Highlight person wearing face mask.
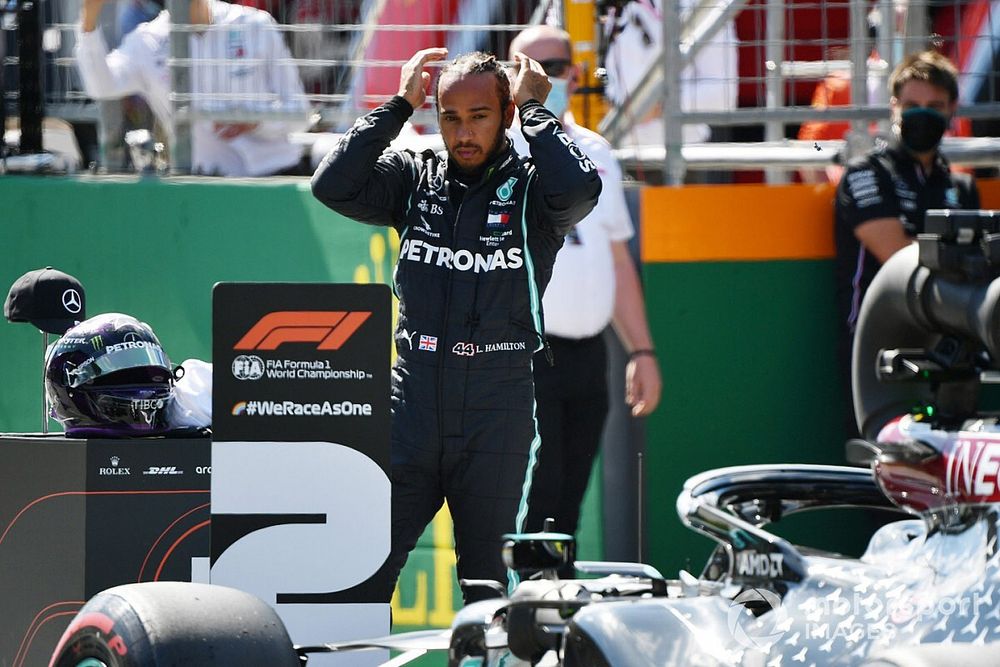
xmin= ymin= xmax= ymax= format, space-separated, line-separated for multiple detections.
xmin=835 ymin=50 xmax=979 ymax=438
xmin=507 ymin=25 xmax=662 ymax=550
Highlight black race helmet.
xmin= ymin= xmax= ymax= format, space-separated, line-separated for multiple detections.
xmin=45 ymin=313 xmax=175 ymax=437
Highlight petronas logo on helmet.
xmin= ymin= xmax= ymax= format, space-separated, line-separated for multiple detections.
xmin=496 ymin=177 xmax=517 ymax=201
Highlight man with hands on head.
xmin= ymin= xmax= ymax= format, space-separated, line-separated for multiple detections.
xmin=75 ymin=0 xmax=309 ymax=176
xmin=507 ymin=25 xmax=662 ymax=544
xmin=312 ymin=48 xmax=601 ymax=603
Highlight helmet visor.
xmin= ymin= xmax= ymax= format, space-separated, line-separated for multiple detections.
xmin=66 ymin=344 xmax=172 ymax=388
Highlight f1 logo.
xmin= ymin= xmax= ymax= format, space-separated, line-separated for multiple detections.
xmin=235 ymin=311 xmax=371 ymax=350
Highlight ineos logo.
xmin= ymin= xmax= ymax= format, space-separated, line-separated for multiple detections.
xmin=62 ymin=289 xmax=82 ymax=314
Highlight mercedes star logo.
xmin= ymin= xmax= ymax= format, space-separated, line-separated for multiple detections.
xmin=123 ymin=332 xmax=141 ymax=343
xmin=62 ymin=289 xmax=82 ymax=314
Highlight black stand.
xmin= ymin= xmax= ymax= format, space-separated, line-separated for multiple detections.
xmin=40 ymin=330 xmax=47 ymax=433
xmin=16 ymin=0 xmax=43 ymax=154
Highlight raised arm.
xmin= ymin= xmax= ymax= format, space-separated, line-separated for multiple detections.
xmin=311 ymin=48 xmax=448 ymax=227
xmin=75 ymin=0 xmax=147 ymax=101
xmin=510 ymin=53 xmax=602 ymax=234
xmin=80 ymin=0 xmax=105 ymax=33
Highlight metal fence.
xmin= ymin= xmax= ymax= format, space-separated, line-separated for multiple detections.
xmin=2 ymin=0 xmax=999 ymax=178
xmin=600 ymin=0 xmax=1000 ymax=181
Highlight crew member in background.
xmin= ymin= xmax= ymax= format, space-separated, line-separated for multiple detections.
xmin=508 ymin=25 xmax=662 ymax=546
xmin=75 ymin=0 xmax=309 ymax=176
xmin=836 ymin=50 xmax=979 ymax=436
xmin=311 ymin=48 xmax=601 ymax=602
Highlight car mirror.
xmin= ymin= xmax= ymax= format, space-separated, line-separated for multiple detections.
xmin=501 ymin=518 xmax=575 ymax=576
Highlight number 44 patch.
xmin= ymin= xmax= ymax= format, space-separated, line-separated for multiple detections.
xmin=452 ymin=342 xmax=476 ymax=357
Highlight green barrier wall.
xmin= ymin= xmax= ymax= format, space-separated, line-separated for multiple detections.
xmin=641 ymin=259 xmax=871 ymax=575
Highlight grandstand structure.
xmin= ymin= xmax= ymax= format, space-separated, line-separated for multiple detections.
xmin=1 ymin=0 xmax=999 ymax=179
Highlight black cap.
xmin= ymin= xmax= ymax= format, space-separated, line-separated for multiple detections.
xmin=4 ymin=267 xmax=86 ymax=335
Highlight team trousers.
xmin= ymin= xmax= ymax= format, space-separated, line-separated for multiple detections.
xmin=526 ymin=334 xmax=609 ymax=536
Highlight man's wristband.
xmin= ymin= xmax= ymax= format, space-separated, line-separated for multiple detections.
xmin=628 ymin=349 xmax=656 ymax=361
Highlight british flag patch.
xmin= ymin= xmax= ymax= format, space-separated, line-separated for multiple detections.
xmin=418 ymin=335 xmax=438 ymax=351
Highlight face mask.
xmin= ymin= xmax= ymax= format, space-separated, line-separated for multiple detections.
xmin=543 ymin=78 xmax=570 ymax=118
xmin=899 ymin=107 xmax=948 ymax=154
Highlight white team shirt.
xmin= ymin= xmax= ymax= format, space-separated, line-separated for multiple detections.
xmin=511 ymin=118 xmax=634 ymax=339
xmin=75 ymin=0 xmax=308 ymax=176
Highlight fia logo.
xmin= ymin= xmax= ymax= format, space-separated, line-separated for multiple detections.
xmin=232 ymin=355 xmax=265 ymax=380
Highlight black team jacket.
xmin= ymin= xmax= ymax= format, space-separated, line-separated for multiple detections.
xmin=311 ymin=95 xmax=601 ymax=472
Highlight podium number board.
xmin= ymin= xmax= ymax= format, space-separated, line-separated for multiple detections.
xmin=211 ymin=283 xmax=391 ymax=659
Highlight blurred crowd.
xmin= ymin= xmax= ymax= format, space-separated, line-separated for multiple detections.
xmin=0 ymin=0 xmax=998 ymax=181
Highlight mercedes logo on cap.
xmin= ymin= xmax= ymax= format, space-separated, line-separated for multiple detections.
xmin=5 ymin=268 xmax=86 ymax=334
xmin=62 ymin=289 xmax=83 ymax=314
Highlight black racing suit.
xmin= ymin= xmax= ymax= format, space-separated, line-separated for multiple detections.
xmin=311 ymin=96 xmax=602 ymax=602
xmin=835 ymin=138 xmax=979 ymax=435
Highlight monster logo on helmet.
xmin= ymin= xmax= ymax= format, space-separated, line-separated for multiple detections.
xmin=45 ymin=313 xmax=176 ymax=437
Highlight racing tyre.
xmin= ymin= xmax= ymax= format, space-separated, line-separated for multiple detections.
xmin=49 ymin=582 xmax=301 ymax=667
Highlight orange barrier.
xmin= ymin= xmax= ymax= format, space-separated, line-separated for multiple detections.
xmin=641 ymin=178 xmax=1000 ymax=264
